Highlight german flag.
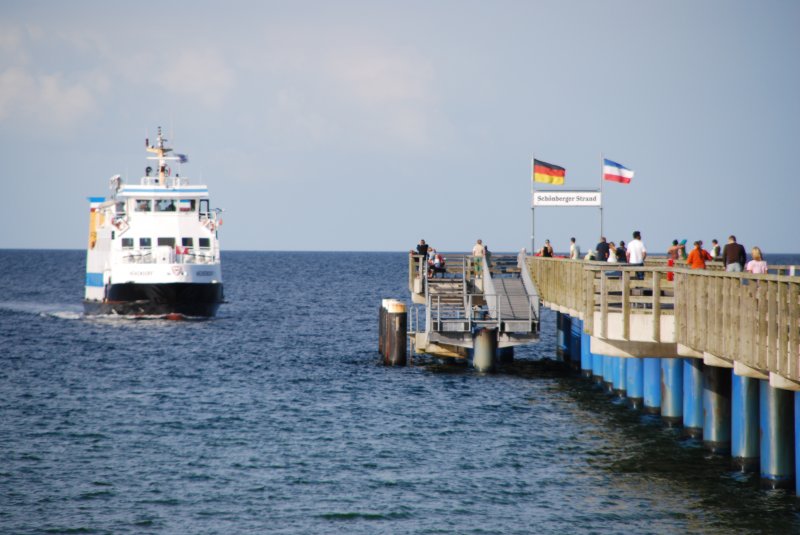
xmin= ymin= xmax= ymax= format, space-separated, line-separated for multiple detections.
xmin=533 ymin=159 xmax=565 ymax=185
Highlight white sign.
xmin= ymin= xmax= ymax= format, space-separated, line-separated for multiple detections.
xmin=532 ymin=191 xmax=602 ymax=207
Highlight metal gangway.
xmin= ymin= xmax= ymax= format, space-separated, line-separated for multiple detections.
xmin=407 ymin=252 xmax=540 ymax=360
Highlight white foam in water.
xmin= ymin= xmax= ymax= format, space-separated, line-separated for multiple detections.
xmin=0 ymin=301 xmax=82 ymax=319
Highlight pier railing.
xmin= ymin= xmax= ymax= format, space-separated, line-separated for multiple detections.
xmin=528 ymin=257 xmax=800 ymax=382
xmin=676 ymin=270 xmax=800 ymax=380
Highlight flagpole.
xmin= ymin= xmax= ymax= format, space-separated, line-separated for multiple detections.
xmin=530 ymin=156 xmax=535 ymax=254
xmin=599 ymin=152 xmax=604 ymax=239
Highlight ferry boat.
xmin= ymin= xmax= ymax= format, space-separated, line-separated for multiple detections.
xmin=83 ymin=127 xmax=224 ymax=317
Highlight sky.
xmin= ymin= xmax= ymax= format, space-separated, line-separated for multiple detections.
xmin=1 ymin=0 xmax=799 ymax=253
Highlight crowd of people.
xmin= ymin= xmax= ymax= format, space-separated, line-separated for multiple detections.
xmin=411 ymin=238 xmax=495 ymax=278
xmin=411 ymin=233 xmax=771 ymax=280
xmin=536 ymin=233 xmax=769 ymax=274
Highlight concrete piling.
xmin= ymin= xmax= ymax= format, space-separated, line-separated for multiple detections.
xmin=626 ymin=358 xmax=644 ymax=409
xmin=660 ymin=359 xmax=683 ymax=426
xmin=603 ymin=355 xmax=615 ymax=393
xmin=569 ymin=317 xmax=582 ymax=372
xmin=473 ymin=327 xmax=497 ymax=372
xmin=732 ymin=374 xmax=760 ymax=471
xmin=795 ymin=392 xmax=800 ymax=496
xmin=580 ymin=331 xmax=593 ymax=378
xmin=614 ymin=357 xmax=627 ymax=397
xmin=760 ymin=381 xmax=795 ymax=489
xmin=497 ymin=346 xmax=514 ymax=364
xmin=592 ymin=352 xmax=604 ymax=385
xmin=703 ymin=366 xmax=731 ymax=454
xmin=682 ymin=359 xmax=704 ymax=439
xmin=643 ymin=358 xmax=662 ymax=414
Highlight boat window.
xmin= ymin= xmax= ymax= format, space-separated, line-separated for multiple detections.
xmin=199 ymin=199 xmax=210 ymax=216
xmin=135 ymin=199 xmax=152 ymax=212
xmin=182 ymin=237 xmax=194 ymax=247
xmin=115 ymin=201 xmax=126 ymax=215
xmin=122 ymin=238 xmax=134 ymax=249
xmin=155 ymin=199 xmax=176 ymax=212
xmin=140 ymin=237 xmax=152 ymax=248
xmin=158 ymin=237 xmax=176 ymax=247
xmin=199 ymin=238 xmax=210 ymax=249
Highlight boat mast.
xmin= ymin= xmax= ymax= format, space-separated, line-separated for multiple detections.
xmin=146 ymin=127 xmax=172 ymax=185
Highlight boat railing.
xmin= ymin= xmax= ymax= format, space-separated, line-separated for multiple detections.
xmin=115 ymin=249 xmax=219 ymax=265
xmin=139 ymin=176 xmax=191 ymax=187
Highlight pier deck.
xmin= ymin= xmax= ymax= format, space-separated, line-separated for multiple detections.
xmin=408 ymin=253 xmax=540 ymax=360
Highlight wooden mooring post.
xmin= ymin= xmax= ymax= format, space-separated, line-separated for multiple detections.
xmin=379 ymin=299 xmax=407 ymax=366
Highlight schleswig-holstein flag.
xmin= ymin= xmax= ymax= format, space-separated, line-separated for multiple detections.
xmin=603 ymin=158 xmax=634 ymax=184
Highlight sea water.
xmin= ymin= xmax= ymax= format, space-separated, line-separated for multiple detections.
xmin=1 ymin=250 xmax=799 ymax=534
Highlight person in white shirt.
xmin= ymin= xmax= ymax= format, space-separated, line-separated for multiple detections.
xmin=569 ymin=237 xmax=580 ymax=260
xmin=607 ymin=242 xmax=618 ymax=263
xmin=472 ymin=239 xmax=485 ymax=275
xmin=626 ymin=230 xmax=647 ymax=279
xmin=472 ymin=239 xmax=485 ymax=257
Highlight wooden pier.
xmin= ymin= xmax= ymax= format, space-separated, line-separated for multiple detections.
xmin=527 ymin=257 xmax=800 ymax=387
xmin=527 ymin=255 xmax=800 ymax=491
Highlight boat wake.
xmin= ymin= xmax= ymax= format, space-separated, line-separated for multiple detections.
xmin=0 ymin=301 xmax=83 ymax=319
xmin=0 ymin=302 xmax=212 ymax=322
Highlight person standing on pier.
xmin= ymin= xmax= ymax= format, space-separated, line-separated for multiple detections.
xmin=686 ymin=241 xmax=713 ymax=269
xmin=722 ymin=235 xmax=746 ymax=272
xmin=710 ymin=239 xmax=721 ymax=260
xmin=472 ymin=239 xmax=485 ymax=275
xmin=626 ymin=231 xmax=647 ymax=279
xmin=607 ymin=242 xmax=618 ymax=263
xmin=596 ymin=237 xmax=610 ymax=261
xmin=414 ymin=239 xmax=430 ymax=276
xmin=540 ymin=239 xmax=554 ymax=257
xmin=667 ymin=240 xmax=684 ymax=261
xmin=616 ymin=240 xmax=627 ymax=262
xmin=416 ymin=239 xmax=429 ymax=258
xmin=569 ymin=237 xmax=580 ymax=260
xmin=745 ymin=246 xmax=768 ymax=274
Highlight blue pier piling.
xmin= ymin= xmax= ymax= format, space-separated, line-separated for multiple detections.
xmin=556 ymin=312 xmax=569 ymax=361
xmin=796 ymin=392 xmax=800 ymax=496
xmin=592 ymin=352 xmax=604 ymax=385
xmin=497 ymin=346 xmax=514 ymax=364
xmin=626 ymin=358 xmax=644 ymax=409
xmin=703 ymin=366 xmax=731 ymax=454
xmin=732 ymin=374 xmax=760 ymax=471
xmin=569 ymin=318 xmax=582 ymax=372
xmin=614 ymin=357 xmax=627 ymax=397
xmin=604 ymin=355 xmax=615 ymax=393
xmin=643 ymin=358 xmax=662 ymax=414
xmin=683 ymin=359 xmax=704 ymax=439
xmin=580 ymin=331 xmax=592 ymax=378
xmin=760 ymin=381 xmax=795 ymax=489
xmin=661 ymin=359 xmax=683 ymax=426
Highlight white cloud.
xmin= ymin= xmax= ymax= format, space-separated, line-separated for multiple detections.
xmin=0 ymin=66 xmax=105 ymax=125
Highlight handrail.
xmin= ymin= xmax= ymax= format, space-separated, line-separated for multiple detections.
xmin=527 ymin=256 xmax=800 ymax=382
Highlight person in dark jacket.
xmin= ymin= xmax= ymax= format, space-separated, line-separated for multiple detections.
xmin=722 ymin=235 xmax=746 ymax=272
xmin=595 ymin=237 xmax=610 ymax=261
xmin=616 ymin=240 xmax=627 ymax=262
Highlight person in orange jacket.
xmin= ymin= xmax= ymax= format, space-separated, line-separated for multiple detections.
xmin=686 ymin=240 xmax=713 ymax=269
